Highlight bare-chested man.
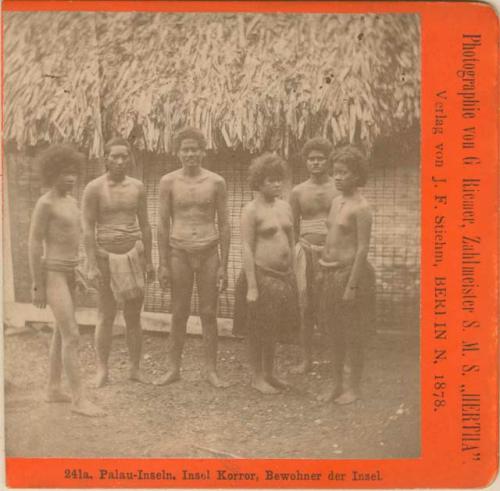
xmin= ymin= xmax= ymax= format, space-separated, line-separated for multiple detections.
xmin=29 ymin=144 xmax=104 ymax=416
xmin=318 ymin=145 xmax=376 ymax=405
xmin=156 ymin=127 xmax=230 ymax=388
xmin=82 ymin=137 xmax=154 ymax=387
xmin=289 ymin=138 xmax=338 ymax=373
xmin=233 ymin=153 xmax=299 ymax=394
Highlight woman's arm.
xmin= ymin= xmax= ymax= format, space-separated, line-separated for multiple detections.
xmin=344 ymin=204 xmax=372 ymax=301
xmin=241 ymin=204 xmax=258 ymax=302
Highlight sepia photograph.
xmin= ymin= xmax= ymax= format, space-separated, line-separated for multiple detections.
xmin=3 ymin=10 xmax=421 ymax=461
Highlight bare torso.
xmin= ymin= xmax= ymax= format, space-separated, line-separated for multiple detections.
xmin=43 ymin=192 xmax=80 ymax=261
xmin=91 ymin=175 xmax=143 ymax=254
xmin=323 ymin=194 xmax=370 ymax=265
xmin=292 ymin=178 xmax=338 ymax=245
xmin=164 ymin=169 xmax=221 ymax=245
xmin=251 ymin=199 xmax=294 ymax=272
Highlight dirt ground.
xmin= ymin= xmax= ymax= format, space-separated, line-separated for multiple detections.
xmin=4 ymin=325 xmax=420 ymax=459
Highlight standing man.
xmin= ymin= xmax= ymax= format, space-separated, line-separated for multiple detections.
xmin=82 ymin=137 xmax=154 ymax=387
xmin=289 ymin=137 xmax=338 ymax=373
xmin=156 ymin=127 xmax=230 ymax=388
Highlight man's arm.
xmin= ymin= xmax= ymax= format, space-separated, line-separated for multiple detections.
xmin=28 ymin=198 xmax=50 ymax=308
xmin=157 ymin=176 xmax=171 ymax=289
xmin=289 ymin=187 xmax=301 ymax=243
xmin=216 ymin=177 xmax=230 ymax=292
xmin=240 ymin=205 xmax=258 ymax=302
xmin=284 ymin=202 xmax=296 ymax=270
xmin=137 ymin=182 xmax=154 ymax=280
xmin=81 ymin=182 xmax=101 ymax=282
xmin=344 ymin=205 xmax=372 ymax=301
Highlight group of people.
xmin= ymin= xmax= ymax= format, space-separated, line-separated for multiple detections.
xmin=28 ymin=127 xmax=375 ymax=417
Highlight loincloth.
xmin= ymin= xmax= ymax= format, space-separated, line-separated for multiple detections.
xmin=233 ymin=265 xmax=300 ymax=343
xmin=97 ymin=241 xmax=145 ymax=302
xmin=169 ymin=233 xmax=219 ymax=254
xmin=318 ymin=260 xmax=376 ymax=337
xmin=170 ymin=241 xmax=219 ymax=273
xmin=43 ymin=257 xmax=80 ymax=289
xmin=96 ymin=222 xmax=142 ymax=254
xmin=295 ymin=238 xmax=324 ymax=325
xmin=299 ymin=218 xmax=327 ymax=236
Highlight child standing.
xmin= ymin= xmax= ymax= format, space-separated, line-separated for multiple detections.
xmin=29 ymin=144 xmax=104 ymax=416
xmin=318 ymin=146 xmax=376 ymax=405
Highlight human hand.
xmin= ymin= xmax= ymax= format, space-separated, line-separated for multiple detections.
xmin=158 ymin=265 xmax=170 ymax=290
xmin=217 ymin=267 xmax=228 ymax=293
xmin=145 ymin=262 xmax=155 ymax=283
xmin=32 ymin=284 xmax=46 ymax=309
xmin=87 ymin=264 xmax=102 ymax=289
xmin=343 ymin=287 xmax=356 ymax=302
xmin=246 ymin=286 xmax=258 ymax=303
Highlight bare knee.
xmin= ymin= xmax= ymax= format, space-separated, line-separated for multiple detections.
xmin=200 ymin=312 xmax=216 ymax=325
xmin=200 ymin=314 xmax=217 ymax=340
xmin=61 ymin=329 xmax=80 ymax=350
xmin=123 ymin=299 xmax=143 ymax=325
xmin=172 ymin=303 xmax=190 ymax=325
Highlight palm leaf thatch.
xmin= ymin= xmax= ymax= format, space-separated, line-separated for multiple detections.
xmin=4 ymin=12 xmax=420 ymax=157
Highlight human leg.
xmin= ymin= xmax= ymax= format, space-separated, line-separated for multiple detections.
xmin=334 ymin=303 xmax=364 ymax=405
xmin=45 ymin=271 xmax=104 ymax=416
xmin=318 ymin=269 xmax=344 ymax=402
xmin=197 ymin=249 xmax=229 ymax=388
xmin=94 ymin=264 xmax=117 ymax=387
xmin=155 ymin=250 xmax=193 ymax=385
xmin=123 ymin=295 xmax=146 ymax=382
xmin=250 ymin=329 xmax=278 ymax=395
xmin=45 ymin=326 xmax=71 ymax=402
xmin=291 ymin=244 xmax=312 ymax=374
xmin=263 ymin=332 xmax=289 ymax=391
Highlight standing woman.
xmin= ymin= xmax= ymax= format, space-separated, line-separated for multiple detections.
xmin=318 ymin=145 xmax=376 ymax=405
xmin=233 ymin=153 xmax=299 ymax=394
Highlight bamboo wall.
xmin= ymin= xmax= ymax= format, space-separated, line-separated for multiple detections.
xmin=5 ymin=148 xmax=419 ymax=332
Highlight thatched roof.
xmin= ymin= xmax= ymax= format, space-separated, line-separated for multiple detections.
xmin=4 ymin=12 xmax=420 ymax=157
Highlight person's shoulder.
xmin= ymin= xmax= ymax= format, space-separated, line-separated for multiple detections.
xmin=291 ymin=181 xmax=306 ymax=196
xmin=205 ymin=169 xmax=226 ymax=185
xmin=354 ymin=195 xmax=372 ymax=215
xmin=126 ymin=176 xmax=144 ymax=188
xmin=84 ymin=174 xmax=106 ymax=192
xmin=277 ymin=198 xmax=292 ymax=209
xmin=242 ymin=200 xmax=257 ymax=216
xmin=35 ymin=191 xmax=53 ymax=208
xmin=160 ymin=170 xmax=180 ymax=186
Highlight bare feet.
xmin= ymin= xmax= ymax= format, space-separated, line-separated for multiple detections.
xmin=129 ymin=369 xmax=149 ymax=384
xmin=267 ymin=375 xmax=291 ymax=390
xmin=45 ymin=389 xmax=71 ymax=403
xmin=71 ymin=398 xmax=106 ymax=417
xmin=206 ymin=372 xmax=230 ymax=388
xmin=290 ymin=360 xmax=312 ymax=375
xmin=251 ymin=377 xmax=280 ymax=395
xmin=334 ymin=389 xmax=359 ymax=405
xmin=153 ymin=370 xmax=180 ymax=386
xmin=317 ymin=385 xmax=342 ymax=403
xmin=95 ymin=369 xmax=109 ymax=388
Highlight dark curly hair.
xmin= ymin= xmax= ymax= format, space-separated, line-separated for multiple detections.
xmin=37 ymin=144 xmax=84 ymax=186
xmin=301 ymin=137 xmax=333 ymax=161
xmin=173 ymin=127 xmax=207 ymax=154
xmin=104 ymin=137 xmax=131 ymax=157
xmin=248 ymin=153 xmax=286 ymax=191
xmin=330 ymin=145 xmax=368 ymax=187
